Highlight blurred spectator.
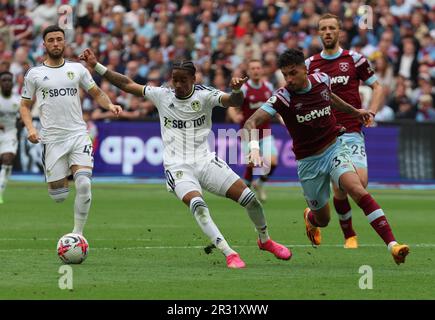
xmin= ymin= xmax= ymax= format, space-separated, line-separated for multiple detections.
xmin=30 ymin=0 xmax=58 ymax=32
xmin=0 ymin=5 xmax=13 ymax=51
xmin=411 ymin=73 xmax=435 ymax=105
xmin=395 ymin=97 xmax=417 ymax=120
xmin=416 ymin=94 xmax=435 ymax=122
xmin=374 ymin=55 xmax=395 ymax=96
xmin=125 ymin=60 xmax=147 ymax=85
xmin=235 ymin=34 xmax=262 ymax=61
xmin=10 ymin=4 xmax=33 ymax=49
xmin=395 ymin=37 xmax=419 ymax=85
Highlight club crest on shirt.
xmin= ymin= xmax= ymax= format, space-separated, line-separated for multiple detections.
xmin=191 ymin=100 xmax=201 ymax=112
xmin=175 ymin=171 xmax=183 ymax=179
xmin=339 ymin=62 xmax=349 ymax=72
xmin=67 ymin=71 xmax=75 ymax=80
xmin=320 ymin=89 xmax=330 ymax=101
xmin=267 ymin=96 xmax=277 ymax=104
xmin=295 ymin=103 xmax=303 ymax=110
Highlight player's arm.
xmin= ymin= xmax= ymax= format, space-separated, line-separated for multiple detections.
xmin=87 ymin=85 xmax=122 ymax=116
xmin=80 ymin=48 xmax=144 ymax=97
xmin=243 ymin=108 xmax=273 ymax=167
xmin=227 ymin=107 xmax=243 ymax=123
xmin=367 ymin=80 xmax=383 ymax=121
xmin=331 ymin=93 xmax=371 ymax=125
xmin=19 ymin=98 xmax=39 ymax=144
xmin=220 ymin=76 xmax=249 ymax=108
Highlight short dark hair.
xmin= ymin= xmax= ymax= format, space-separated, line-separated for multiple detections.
xmin=172 ymin=60 xmax=196 ymax=76
xmin=318 ymin=13 xmax=342 ymax=29
xmin=0 ymin=71 xmax=13 ymax=79
xmin=277 ymin=49 xmax=305 ymax=68
xmin=42 ymin=25 xmax=65 ymax=41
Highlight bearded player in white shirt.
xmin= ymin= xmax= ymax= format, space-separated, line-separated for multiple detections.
xmin=20 ymin=25 xmax=122 ymax=236
xmin=80 ymin=48 xmax=291 ymax=268
xmin=0 ymin=71 xmax=21 ymax=204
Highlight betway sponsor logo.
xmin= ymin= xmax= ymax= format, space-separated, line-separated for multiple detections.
xmin=296 ymin=106 xmax=331 ymax=123
xmin=330 ymin=75 xmax=350 ymax=85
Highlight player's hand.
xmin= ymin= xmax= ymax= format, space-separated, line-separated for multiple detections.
xmin=365 ymin=111 xmax=376 ymax=127
xmin=230 ymin=77 xmax=249 ymax=91
xmin=108 ymin=104 xmax=123 ymax=117
xmin=247 ymin=148 xmax=263 ymax=167
xmin=79 ymin=48 xmax=98 ymax=68
xmin=355 ymin=109 xmax=371 ymax=127
xmin=27 ymin=127 xmax=40 ymax=144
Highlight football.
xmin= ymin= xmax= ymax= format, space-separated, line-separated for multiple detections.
xmin=57 ymin=233 xmax=89 ymax=264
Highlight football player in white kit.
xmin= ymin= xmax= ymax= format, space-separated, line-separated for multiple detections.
xmin=19 ymin=26 xmax=122 ymax=235
xmin=0 ymin=71 xmax=20 ymax=204
xmin=80 ymin=48 xmax=291 ymax=268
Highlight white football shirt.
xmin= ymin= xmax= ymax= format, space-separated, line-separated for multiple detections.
xmin=144 ymin=84 xmax=225 ymax=167
xmin=21 ymin=60 xmax=96 ymax=143
xmin=0 ymin=93 xmax=20 ymax=134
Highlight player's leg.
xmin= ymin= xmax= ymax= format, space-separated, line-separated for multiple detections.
xmin=203 ymin=156 xmax=291 ymax=260
xmin=168 ymin=166 xmax=243 ymax=268
xmin=331 ymin=142 xmax=409 ymax=264
xmin=44 ymin=142 xmax=70 ymax=203
xmin=300 ymin=175 xmax=331 ymax=247
xmin=47 ymin=177 xmax=69 ymax=202
xmin=70 ymin=165 xmax=92 ymax=235
xmin=69 ymin=135 xmax=94 ymax=235
xmin=252 ymin=135 xmax=278 ymax=203
xmin=0 ymin=152 xmax=15 ymax=203
xmin=297 ymin=146 xmax=335 ymax=246
xmin=338 ymin=171 xmax=409 ymax=264
xmin=226 ymin=179 xmax=291 ymax=260
xmin=332 ymin=133 xmax=367 ymax=248
xmin=0 ymin=134 xmax=18 ymax=203
xmin=241 ymin=139 xmax=253 ymax=187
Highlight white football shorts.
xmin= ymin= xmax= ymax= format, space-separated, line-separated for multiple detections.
xmin=42 ymin=134 xmax=94 ymax=182
xmin=0 ymin=130 xmax=18 ymax=154
xmin=165 ymin=154 xmax=240 ymax=200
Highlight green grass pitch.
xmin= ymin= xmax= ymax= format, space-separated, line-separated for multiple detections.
xmin=0 ymin=182 xmax=434 ymax=300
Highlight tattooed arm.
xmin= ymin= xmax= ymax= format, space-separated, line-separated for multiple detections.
xmin=80 ymin=48 xmax=145 ymax=97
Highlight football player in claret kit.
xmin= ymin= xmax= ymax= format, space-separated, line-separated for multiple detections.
xmin=19 ymin=25 xmax=122 ymax=236
xmin=227 ymin=59 xmax=277 ymax=202
xmin=80 ymin=48 xmax=291 ymax=269
xmin=0 ymin=71 xmax=21 ymax=204
xmin=244 ymin=49 xmax=409 ymax=265
xmin=306 ymin=13 xmax=384 ymax=249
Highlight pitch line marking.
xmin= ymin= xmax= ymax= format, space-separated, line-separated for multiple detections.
xmin=0 ymin=243 xmax=434 ymax=252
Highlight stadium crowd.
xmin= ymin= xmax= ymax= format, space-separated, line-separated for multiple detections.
xmin=0 ymin=0 xmax=434 ymax=122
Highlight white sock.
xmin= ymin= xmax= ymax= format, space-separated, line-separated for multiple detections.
xmin=238 ymin=188 xmax=270 ymax=243
xmin=72 ymin=169 xmax=92 ymax=235
xmin=190 ymin=197 xmax=236 ymax=256
xmin=0 ymin=165 xmax=12 ymax=197
xmin=388 ymin=241 xmax=398 ymax=252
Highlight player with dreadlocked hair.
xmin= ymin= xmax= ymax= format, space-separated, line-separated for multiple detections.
xmin=80 ymin=49 xmax=292 ymax=268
